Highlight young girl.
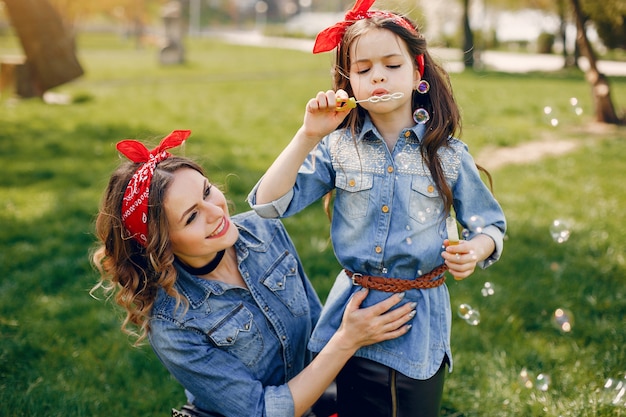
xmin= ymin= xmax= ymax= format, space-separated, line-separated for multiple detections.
xmin=248 ymin=1 xmax=506 ymax=416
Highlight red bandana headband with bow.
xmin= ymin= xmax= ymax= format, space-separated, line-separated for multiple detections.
xmin=116 ymin=129 xmax=191 ymax=246
xmin=312 ymin=0 xmax=425 ymax=77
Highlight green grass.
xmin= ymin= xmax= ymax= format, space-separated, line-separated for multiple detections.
xmin=1 ymin=33 xmax=625 ymax=416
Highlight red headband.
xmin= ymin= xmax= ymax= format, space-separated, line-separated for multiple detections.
xmin=313 ymin=0 xmax=424 ymax=76
xmin=117 ymin=129 xmax=191 ymax=246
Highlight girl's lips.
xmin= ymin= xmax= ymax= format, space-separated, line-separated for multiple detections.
xmin=372 ymin=88 xmax=389 ymax=96
xmin=208 ymin=217 xmax=229 ymax=239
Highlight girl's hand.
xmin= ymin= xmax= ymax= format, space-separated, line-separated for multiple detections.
xmin=336 ymin=289 xmax=415 ymax=350
xmin=441 ymin=239 xmax=477 ymax=280
xmin=300 ymin=89 xmax=351 ymax=141
xmin=441 ymin=234 xmax=495 ymax=280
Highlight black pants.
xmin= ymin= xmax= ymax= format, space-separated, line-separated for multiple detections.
xmin=336 ymin=356 xmax=447 ymax=417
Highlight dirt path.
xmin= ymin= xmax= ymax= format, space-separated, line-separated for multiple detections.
xmin=475 ymin=139 xmax=580 ymax=170
xmin=474 ymin=123 xmax=623 ymax=171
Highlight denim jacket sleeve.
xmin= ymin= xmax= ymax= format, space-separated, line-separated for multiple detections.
xmin=149 ymin=317 xmax=294 ymax=417
xmin=449 ymin=139 xmax=506 ymax=267
xmin=247 ymin=139 xmax=336 ymax=218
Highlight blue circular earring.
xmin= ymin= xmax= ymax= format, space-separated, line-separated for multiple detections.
xmin=416 ymin=80 xmax=430 ymax=94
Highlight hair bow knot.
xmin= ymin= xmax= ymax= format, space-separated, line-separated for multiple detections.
xmin=117 ymin=129 xmax=191 ymax=246
xmin=312 ymin=0 xmax=416 ymax=54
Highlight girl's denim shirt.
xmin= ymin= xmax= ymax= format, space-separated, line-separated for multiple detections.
xmin=249 ymin=118 xmax=506 ymax=380
xmin=149 ymin=211 xmax=323 ymax=417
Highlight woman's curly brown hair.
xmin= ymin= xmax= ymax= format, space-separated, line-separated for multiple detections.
xmin=90 ymin=156 xmax=204 ymax=345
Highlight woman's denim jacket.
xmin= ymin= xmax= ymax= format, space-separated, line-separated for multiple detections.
xmin=149 ymin=211 xmax=323 ymax=417
xmin=249 ymin=118 xmax=507 ymax=380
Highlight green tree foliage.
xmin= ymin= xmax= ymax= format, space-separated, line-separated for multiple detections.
xmin=581 ymin=0 xmax=626 ymax=49
xmin=486 ymin=0 xmax=625 ymax=51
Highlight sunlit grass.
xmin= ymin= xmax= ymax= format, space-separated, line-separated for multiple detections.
xmin=0 ymin=33 xmax=625 ymax=416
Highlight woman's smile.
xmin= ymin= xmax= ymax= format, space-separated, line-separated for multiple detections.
xmin=208 ymin=217 xmax=229 ymax=239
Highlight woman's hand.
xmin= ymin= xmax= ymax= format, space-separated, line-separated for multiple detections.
xmin=288 ymin=285 xmax=414 ymax=415
xmin=441 ymin=234 xmax=495 ymax=280
xmin=335 ymin=289 xmax=415 ymax=351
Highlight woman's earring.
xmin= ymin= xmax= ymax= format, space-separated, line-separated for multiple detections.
xmin=413 ymin=108 xmax=430 ymax=124
xmin=416 ymin=80 xmax=430 ymax=94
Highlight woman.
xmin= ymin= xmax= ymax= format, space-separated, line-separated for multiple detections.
xmin=90 ymin=130 xmax=416 ymax=417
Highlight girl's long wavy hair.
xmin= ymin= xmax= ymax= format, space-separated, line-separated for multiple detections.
xmin=90 ymin=157 xmax=204 ymax=345
xmin=329 ymin=15 xmax=483 ymax=216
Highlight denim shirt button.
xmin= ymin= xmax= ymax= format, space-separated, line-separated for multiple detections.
xmin=382 ymin=205 xmax=389 ymax=213
xmin=387 ymin=165 xmax=394 ymax=173
xmin=375 ymin=246 xmax=382 ymax=254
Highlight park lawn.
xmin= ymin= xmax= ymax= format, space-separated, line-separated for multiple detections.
xmin=0 ymin=34 xmax=625 ymax=416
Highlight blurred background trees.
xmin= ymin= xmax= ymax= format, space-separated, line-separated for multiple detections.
xmin=0 ymin=0 xmax=623 ymax=122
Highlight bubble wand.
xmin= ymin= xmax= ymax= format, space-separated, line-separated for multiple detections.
xmin=445 ymin=217 xmax=460 ymax=246
xmin=336 ymin=92 xmax=404 ymax=111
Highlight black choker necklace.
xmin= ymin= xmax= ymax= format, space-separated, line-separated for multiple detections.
xmin=176 ymin=249 xmax=226 ymax=276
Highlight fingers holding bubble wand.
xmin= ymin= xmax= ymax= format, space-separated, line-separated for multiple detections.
xmin=301 ymin=89 xmax=353 ymax=141
xmin=443 ymin=216 xmax=491 ymax=281
xmin=302 ymin=91 xmax=406 ymax=140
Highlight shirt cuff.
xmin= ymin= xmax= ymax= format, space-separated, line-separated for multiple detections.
xmin=247 ymin=183 xmax=293 ymax=218
xmin=476 ymin=225 xmax=504 ymax=269
xmin=264 ymin=384 xmax=295 ymax=417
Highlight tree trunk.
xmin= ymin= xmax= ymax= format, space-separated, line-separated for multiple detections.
xmin=558 ymin=0 xmax=576 ymax=68
xmin=570 ymin=0 xmax=623 ymax=125
xmin=3 ymin=0 xmax=84 ymax=97
xmin=462 ymin=0 xmax=474 ymax=70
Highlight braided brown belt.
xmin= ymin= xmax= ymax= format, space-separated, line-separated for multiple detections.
xmin=345 ymin=264 xmax=448 ymax=292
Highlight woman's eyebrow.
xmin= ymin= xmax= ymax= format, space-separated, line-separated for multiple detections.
xmin=178 ymin=179 xmax=208 ymax=223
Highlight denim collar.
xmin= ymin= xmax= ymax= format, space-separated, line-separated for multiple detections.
xmin=356 ymin=114 xmax=427 ymax=144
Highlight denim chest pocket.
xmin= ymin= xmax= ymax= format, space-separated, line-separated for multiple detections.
xmin=206 ymin=304 xmax=263 ymax=367
xmin=409 ymin=177 xmax=443 ymax=224
xmin=263 ymin=252 xmax=309 ymax=317
xmin=335 ymin=171 xmax=373 ymax=219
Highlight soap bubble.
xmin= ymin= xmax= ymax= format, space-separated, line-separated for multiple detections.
xmin=457 ymin=303 xmax=472 ymax=319
xmin=465 ymin=309 xmax=481 ymax=325
xmin=413 ymin=108 xmax=430 ymax=124
xmin=552 ymin=308 xmax=574 ymax=332
xmin=457 ymin=303 xmax=480 ymax=325
xmin=481 ymin=282 xmax=495 ymax=297
xmin=536 ymin=373 xmax=551 ymax=391
xmin=569 ymin=97 xmax=584 ymax=116
xmin=395 ymin=152 xmax=411 ymax=170
xmin=467 ymin=215 xmax=485 ymax=233
xmin=520 ymin=368 xmax=534 ymax=389
xmin=543 ymin=106 xmax=559 ymax=127
xmin=550 ymin=219 xmax=571 ymax=243
xmin=603 ymin=377 xmax=626 ymax=406
xmin=520 ymin=369 xmax=552 ymax=392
